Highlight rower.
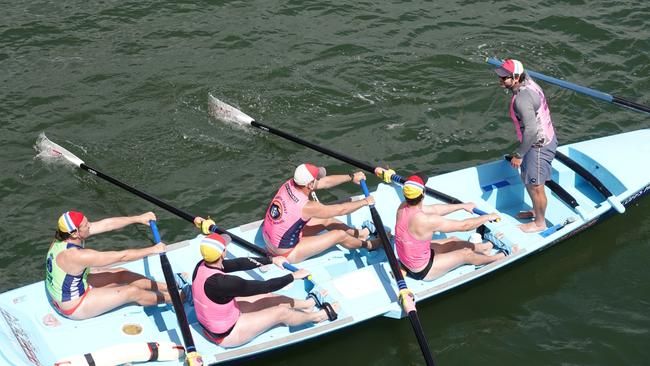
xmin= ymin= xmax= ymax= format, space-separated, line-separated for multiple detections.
xmin=45 ymin=210 xmax=174 ymax=320
xmin=191 ymin=232 xmax=339 ymax=347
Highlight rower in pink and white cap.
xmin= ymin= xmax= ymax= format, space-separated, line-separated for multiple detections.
xmin=259 ymin=162 xmax=384 ymax=262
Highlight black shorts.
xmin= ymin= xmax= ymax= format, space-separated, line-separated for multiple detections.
xmin=400 ymin=253 xmax=434 ymax=280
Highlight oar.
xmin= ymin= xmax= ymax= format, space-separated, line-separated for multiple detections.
xmin=149 ymin=221 xmax=203 ymax=366
xmin=359 ymin=179 xmax=435 ymax=365
xmin=282 ymin=262 xmax=315 ymax=292
xmin=38 ymin=134 xmax=267 ymax=257
xmin=209 ymin=95 xmax=494 ymax=222
xmin=486 ymin=57 xmax=650 ymax=116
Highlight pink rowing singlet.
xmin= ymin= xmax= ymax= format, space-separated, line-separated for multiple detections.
xmin=510 ymin=78 xmax=555 ymax=143
xmin=262 ymin=179 xmax=311 ymax=249
xmin=192 ymin=261 xmax=241 ymax=335
xmin=395 ymin=205 xmax=431 ymax=271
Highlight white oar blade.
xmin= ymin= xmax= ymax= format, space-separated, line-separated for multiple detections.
xmin=35 ymin=133 xmax=85 ymax=167
xmin=208 ymin=94 xmax=255 ymax=127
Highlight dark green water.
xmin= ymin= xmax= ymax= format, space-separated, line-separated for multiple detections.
xmin=2 ymin=0 xmax=649 ymax=364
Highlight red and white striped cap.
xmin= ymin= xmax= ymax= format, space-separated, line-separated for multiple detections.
xmin=293 ymin=163 xmax=326 ymax=186
xmin=495 ymin=59 xmax=524 ymax=77
xmin=57 ymin=211 xmax=85 ymax=233
xmin=200 ymin=233 xmax=231 ymax=262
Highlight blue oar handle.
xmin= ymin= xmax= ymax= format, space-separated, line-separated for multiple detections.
xmin=149 ymin=220 xmax=161 ymax=244
xmin=473 ymin=208 xmax=500 ymax=222
xmin=282 ymin=262 xmax=313 ymax=283
xmin=283 ymin=262 xmax=299 ymax=272
xmin=360 ymin=179 xmax=373 ymax=205
xmin=472 ymin=208 xmax=488 ymax=216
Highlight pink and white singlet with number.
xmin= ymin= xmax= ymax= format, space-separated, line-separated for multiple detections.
xmin=262 ymin=179 xmax=311 ymax=249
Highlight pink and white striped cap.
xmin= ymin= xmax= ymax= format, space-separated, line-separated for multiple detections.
xmin=495 ymin=59 xmax=524 ymax=77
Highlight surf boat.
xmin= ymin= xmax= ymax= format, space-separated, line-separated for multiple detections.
xmin=1 ymin=129 xmax=648 ymax=365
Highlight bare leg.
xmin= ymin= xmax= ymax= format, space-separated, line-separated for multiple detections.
xmin=286 ymin=229 xmax=378 ymax=263
xmin=218 ymin=302 xmax=341 ymax=348
xmin=89 ymin=268 xmax=168 ymax=293
xmin=304 ymin=217 xmax=370 ymax=240
xmin=519 ymin=184 xmax=548 ymax=233
xmin=422 ymin=248 xmax=506 ymax=281
xmin=236 ymin=293 xmax=319 ymax=312
xmin=431 ymin=237 xmax=493 ymax=254
xmin=67 ymin=284 xmax=170 ymax=320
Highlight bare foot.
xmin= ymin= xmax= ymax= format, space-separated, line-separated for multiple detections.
xmin=518 ymin=222 xmax=546 ymax=233
xmin=474 ymin=241 xmax=494 ymax=255
xmin=314 ymin=302 xmax=341 ymax=323
xmin=365 ymin=232 xmax=392 ymax=250
xmin=303 ymin=289 xmax=329 ymax=311
xmin=516 ymin=210 xmax=535 ymax=219
xmin=357 ymin=227 xmax=371 ymax=240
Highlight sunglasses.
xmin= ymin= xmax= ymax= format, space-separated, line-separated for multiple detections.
xmin=499 ymin=75 xmax=513 ymax=80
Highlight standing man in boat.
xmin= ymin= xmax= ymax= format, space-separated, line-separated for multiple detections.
xmin=191 ymin=232 xmax=339 ymax=347
xmin=45 ymin=210 xmax=175 ymax=320
xmin=494 ymin=59 xmax=558 ymax=233
xmin=261 ymin=162 xmax=383 ymax=263
xmin=394 ymin=174 xmax=508 ymax=281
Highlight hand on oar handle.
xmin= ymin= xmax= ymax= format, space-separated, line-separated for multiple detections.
xmin=374 ymin=167 xmax=396 ymax=183
xmin=193 ymin=216 xmax=216 ymax=235
xmin=271 ymin=256 xmax=289 ymax=269
xmin=138 ymin=212 xmax=157 ymax=225
xmin=350 ymin=171 xmax=367 ymax=185
xmin=364 ymin=195 xmax=375 ymax=206
xmin=150 ymin=242 xmax=167 ymax=254
xmin=291 ymin=268 xmax=311 ymax=280
xmin=472 ymin=208 xmax=501 ymax=223
xmin=462 ymin=202 xmax=477 ymax=213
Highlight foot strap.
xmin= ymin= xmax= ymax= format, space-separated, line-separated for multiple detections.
xmin=307 ymin=292 xmax=338 ymax=321
xmin=321 ymin=302 xmax=338 ymax=321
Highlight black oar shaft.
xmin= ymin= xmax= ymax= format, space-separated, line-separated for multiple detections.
xmin=251 ymin=120 xmax=462 ymax=204
xmin=251 ymin=121 xmax=375 ymax=172
xmin=80 ymin=163 xmax=268 ymax=257
xmin=150 ymin=221 xmax=197 ymax=354
xmin=362 ymin=181 xmax=435 ymax=365
xmin=160 ymin=254 xmax=196 ymax=351
xmin=613 ymin=96 xmax=650 ymax=115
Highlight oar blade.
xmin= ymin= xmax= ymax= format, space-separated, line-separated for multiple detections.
xmin=208 ymin=94 xmax=255 ymax=127
xmin=35 ymin=133 xmax=85 ymax=167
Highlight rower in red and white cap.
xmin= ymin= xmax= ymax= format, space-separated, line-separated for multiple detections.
xmin=45 ymin=210 xmax=173 ymax=320
xmin=258 ymin=162 xmax=383 ymax=262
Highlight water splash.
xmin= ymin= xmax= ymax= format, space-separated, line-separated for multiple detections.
xmin=33 ymin=133 xmax=84 ymax=167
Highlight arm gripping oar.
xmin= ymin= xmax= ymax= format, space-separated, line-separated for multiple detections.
xmin=359 ymin=180 xmax=435 ymax=366
xmin=149 ymin=221 xmax=203 ymax=366
xmin=40 ymin=134 xmax=267 ymax=257
xmin=486 ymin=57 xmax=650 ymax=116
xmin=209 ymin=95 xmax=459 ymax=204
